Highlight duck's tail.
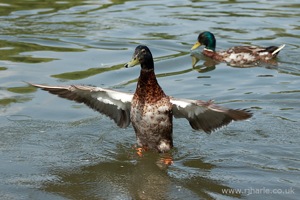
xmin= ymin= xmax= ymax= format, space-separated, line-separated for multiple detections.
xmin=267 ymin=44 xmax=285 ymax=56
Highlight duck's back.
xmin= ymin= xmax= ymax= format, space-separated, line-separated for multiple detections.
xmin=208 ymin=45 xmax=283 ymax=66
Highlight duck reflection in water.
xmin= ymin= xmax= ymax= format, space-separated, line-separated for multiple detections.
xmin=42 ymin=146 xmax=242 ymax=199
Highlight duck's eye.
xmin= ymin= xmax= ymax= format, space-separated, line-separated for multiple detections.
xmin=141 ymin=49 xmax=146 ymax=53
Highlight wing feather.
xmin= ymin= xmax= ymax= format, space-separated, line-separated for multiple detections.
xmin=171 ymin=97 xmax=252 ymax=133
xmin=27 ymin=82 xmax=133 ymax=128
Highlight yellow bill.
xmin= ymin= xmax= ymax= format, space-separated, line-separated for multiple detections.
xmin=124 ymin=56 xmax=140 ymax=68
xmin=191 ymin=41 xmax=202 ymax=50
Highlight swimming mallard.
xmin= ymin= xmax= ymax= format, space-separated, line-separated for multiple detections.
xmin=28 ymin=45 xmax=252 ymax=153
xmin=191 ymin=31 xmax=285 ymax=66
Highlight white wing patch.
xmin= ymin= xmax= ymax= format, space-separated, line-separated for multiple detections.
xmin=28 ymin=83 xmax=133 ymax=128
xmin=170 ymin=97 xmax=252 ymax=133
xmin=170 ymin=98 xmax=208 ymax=118
xmin=92 ymin=89 xmax=133 ymax=110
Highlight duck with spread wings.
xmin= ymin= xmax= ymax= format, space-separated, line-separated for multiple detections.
xmin=28 ymin=45 xmax=252 ymax=153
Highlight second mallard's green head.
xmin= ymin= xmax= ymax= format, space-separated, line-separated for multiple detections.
xmin=191 ymin=31 xmax=216 ymax=52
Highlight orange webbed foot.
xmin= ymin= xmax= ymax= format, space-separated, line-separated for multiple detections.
xmin=135 ymin=147 xmax=148 ymax=157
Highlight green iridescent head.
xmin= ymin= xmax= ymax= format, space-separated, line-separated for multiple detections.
xmin=191 ymin=31 xmax=216 ymax=52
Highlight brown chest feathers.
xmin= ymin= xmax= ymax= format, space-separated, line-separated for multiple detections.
xmin=134 ymin=69 xmax=167 ymax=103
xmin=131 ymin=69 xmax=173 ymax=152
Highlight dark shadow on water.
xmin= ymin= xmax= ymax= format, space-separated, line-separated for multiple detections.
xmin=0 ymin=86 xmax=36 ymax=107
xmin=51 ymin=51 xmax=191 ymax=81
xmin=191 ymin=54 xmax=219 ymax=74
xmin=41 ymin=146 xmax=241 ymax=200
xmin=51 ymin=64 xmax=125 ymax=80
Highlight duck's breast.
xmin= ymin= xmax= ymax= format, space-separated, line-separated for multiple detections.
xmin=130 ymin=96 xmax=173 ymax=152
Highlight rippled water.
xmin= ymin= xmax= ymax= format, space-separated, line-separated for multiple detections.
xmin=0 ymin=0 xmax=299 ymax=199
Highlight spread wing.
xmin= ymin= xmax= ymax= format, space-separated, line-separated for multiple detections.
xmin=28 ymin=82 xmax=133 ymax=128
xmin=170 ymin=97 xmax=252 ymax=133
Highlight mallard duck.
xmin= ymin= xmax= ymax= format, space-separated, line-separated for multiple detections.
xmin=191 ymin=31 xmax=285 ymax=66
xmin=28 ymin=45 xmax=252 ymax=153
